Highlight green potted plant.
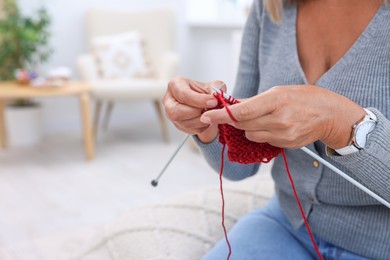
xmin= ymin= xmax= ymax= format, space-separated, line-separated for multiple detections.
xmin=0 ymin=0 xmax=52 ymax=146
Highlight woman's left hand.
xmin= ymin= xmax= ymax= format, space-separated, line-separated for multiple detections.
xmin=200 ymin=85 xmax=366 ymax=149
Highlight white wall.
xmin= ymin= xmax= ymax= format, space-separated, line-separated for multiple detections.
xmin=17 ymin=0 xmax=245 ymax=135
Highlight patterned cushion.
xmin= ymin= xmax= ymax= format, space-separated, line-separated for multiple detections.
xmin=76 ymin=175 xmax=274 ymax=260
xmin=91 ymin=31 xmax=155 ymax=79
xmin=0 ymin=175 xmax=274 ymax=260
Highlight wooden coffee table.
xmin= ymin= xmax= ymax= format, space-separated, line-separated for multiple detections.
xmin=0 ymin=81 xmax=95 ymax=160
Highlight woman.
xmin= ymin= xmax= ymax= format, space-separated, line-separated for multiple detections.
xmin=163 ymin=0 xmax=390 ymax=259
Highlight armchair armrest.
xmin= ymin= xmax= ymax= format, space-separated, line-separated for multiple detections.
xmin=77 ymin=54 xmax=99 ymax=81
xmin=157 ymin=52 xmax=180 ymax=80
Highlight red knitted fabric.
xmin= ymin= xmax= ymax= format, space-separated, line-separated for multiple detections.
xmin=218 ymin=124 xmax=282 ymax=164
xmin=213 ymin=91 xmax=323 ymax=260
xmin=214 ymin=92 xmax=282 ymax=164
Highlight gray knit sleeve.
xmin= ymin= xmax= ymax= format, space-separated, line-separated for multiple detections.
xmin=192 ymin=0 xmax=263 ymax=180
xmin=328 ymin=108 xmax=390 ymax=201
xmin=233 ymin=0 xmax=262 ymax=99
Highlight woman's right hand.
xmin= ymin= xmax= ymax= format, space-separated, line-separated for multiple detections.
xmin=163 ymin=76 xmax=225 ymax=143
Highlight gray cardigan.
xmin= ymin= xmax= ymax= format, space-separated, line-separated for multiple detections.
xmin=194 ymin=1 xmax=390 ymax=259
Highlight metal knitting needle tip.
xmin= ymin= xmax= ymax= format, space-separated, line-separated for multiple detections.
xmin=212 ymin=86 xmax=232 ymax=102
xmin=211 ymin=83 xmax=226 ymax=93
xmin=212 ymin=86 xmax=222 ymax=93
xmin=151 ymin=135 xmax=190 ymax=187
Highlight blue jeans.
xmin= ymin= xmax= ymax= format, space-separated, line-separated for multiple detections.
xmin=202 ymin=196 xmax=370 ymax=260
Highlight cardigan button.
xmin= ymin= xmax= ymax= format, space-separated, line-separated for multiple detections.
xmin=307 ymin=194 xmax=315 ymax=202
xmin=313 ymin=160 xmax=320 ymax=168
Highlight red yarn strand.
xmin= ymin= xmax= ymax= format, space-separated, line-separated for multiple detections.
xmin=281 ymin=150 xmax=324 ymax=260
xmin=217 ymin=94 xmax=238 ymax=123
xmin=220 ymin=144 xmax=232 ymax=260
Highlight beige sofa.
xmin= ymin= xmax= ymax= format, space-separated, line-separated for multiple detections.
xmin=0 ymin=174 xmax=274 ymax=260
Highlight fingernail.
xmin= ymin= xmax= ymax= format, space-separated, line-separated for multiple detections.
xmin=206 ymin=99 xmax=218 ymax=107
xmin=201 ymin=116 xmax=211 ymax=124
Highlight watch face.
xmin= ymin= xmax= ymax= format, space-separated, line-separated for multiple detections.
xmin=355 ymin=121 xmax=376 ymax=148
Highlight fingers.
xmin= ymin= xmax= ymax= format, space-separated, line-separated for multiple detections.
xmin=167 ymin=77 xmax=219 ymax=109
xmin=164 ymin=97 xmax=203 ymax=121
xmin=200 ymin=92 xmax=277 ymax=125
xmin=233 ymin=114 xmax=291 ymax=131
xmin=196 ymin=84 xmax=349 ymax=149
xmin=164 ymin=77 xmax=228 ymax=136
xmin=164 ymin=78 xmax=228 ymax=123
xmin=191 ymin=80 xmax=226 ymax=94
xmin=175 ymin=117 xmax=210 ymax=130
xmin=173 ymin=122 xmax=210 ymax=135
xmin=200 ymin=107 xmax=236 ymax=124
xmin=245 ymin=130 xmax=304 ymax=149
xmin=245 ymin=130 xmax=273 ymax=144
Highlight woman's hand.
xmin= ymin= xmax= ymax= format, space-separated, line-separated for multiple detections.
xmin=163 ymin=76 xmax=226 ymax=143
xmin=200 ymin=84 xmax=366 ymax=149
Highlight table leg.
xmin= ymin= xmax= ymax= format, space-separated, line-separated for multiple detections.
xmin=79 ymin=93 xmax=95 ymax=160
xmin=0 ymin=100 xmax=8 ymax=149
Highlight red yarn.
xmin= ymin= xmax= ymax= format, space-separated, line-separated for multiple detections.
xmin=219 ymin=144 xmax=232 ymax=260
xmin=213 ymin=91 xmax=323 ymax=260
xmin=281 ymin=150 xmax=323 ymax=259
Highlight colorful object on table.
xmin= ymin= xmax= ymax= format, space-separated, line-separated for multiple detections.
xmin=212 ymin=90 xmax=323 ymax=260
xmin=14 ymin=69 xmax=39 ymax=85
xmin=13 ymin=67 xmax=72 ymax=88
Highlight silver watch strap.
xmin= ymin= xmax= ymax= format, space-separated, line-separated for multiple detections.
xmin=335 ymin=144 xmax=360 ymax=155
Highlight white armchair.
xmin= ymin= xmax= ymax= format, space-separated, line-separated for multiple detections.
xmin=77 ymin=9 xmax=179 ymax=142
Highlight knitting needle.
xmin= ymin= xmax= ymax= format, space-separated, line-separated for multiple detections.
xmin=151 ymin=135 xmax=190 ymax=187
xmin=212 ymin=87 xmax=239 ymax=104
xmin=212 ymin=86 xmax=230 ymax=99
xmin=300 ymin=147 xmax=390 ymax=209
xmin=151 ymin=83 xmax=226 ymax=187
xmin=212 ymin=89 xmax=390 ymax=208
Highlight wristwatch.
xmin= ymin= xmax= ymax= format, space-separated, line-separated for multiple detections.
xmin=335 ymin=108 xmax=378 ymax=156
